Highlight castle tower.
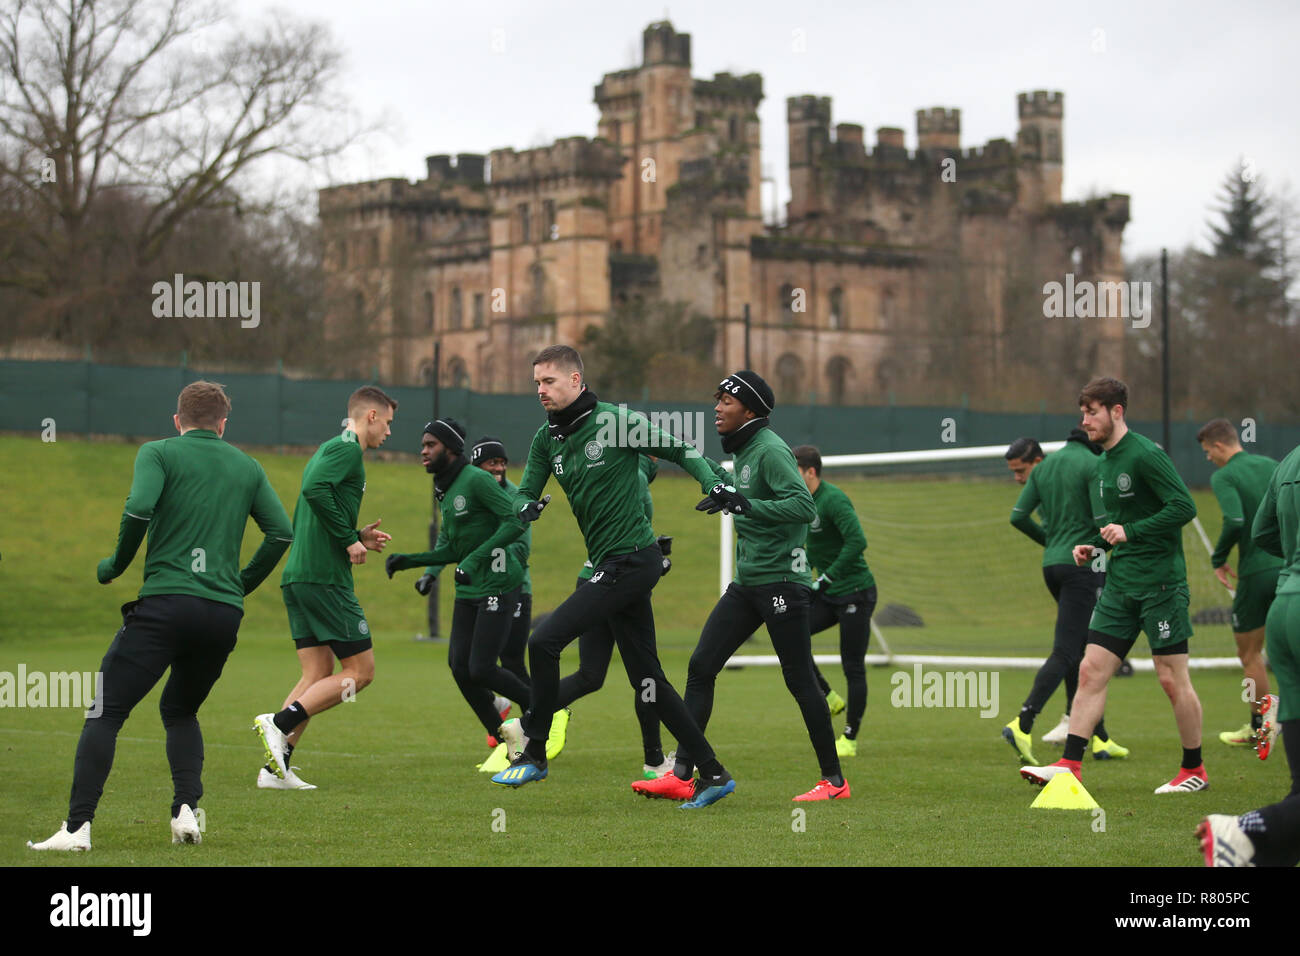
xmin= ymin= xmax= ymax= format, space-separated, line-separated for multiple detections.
xmin=786 ymin=95 xmax=831 ymax=223
xmin=1016 ymin=90 xmax=1063 ymax=210
xmin=594 ymin=21 xmax=694 ymax=257
xmin=916 ymin=107 xmax=960 ymax=151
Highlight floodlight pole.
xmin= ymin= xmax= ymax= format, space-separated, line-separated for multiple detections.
xmin=743 ymin=303 xmax=751 ymax=369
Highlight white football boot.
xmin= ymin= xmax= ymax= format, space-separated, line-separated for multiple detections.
xmin=171 ymin=804 xmax=202 ymax=844
xmin=257 ymin=766 xmax=317 ymax=790
xmin=28 ymin=821 xmax=92 ymax=852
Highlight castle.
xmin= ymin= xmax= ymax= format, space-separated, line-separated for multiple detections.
xmin=319 ymin=21 xmax=1129 ymax=404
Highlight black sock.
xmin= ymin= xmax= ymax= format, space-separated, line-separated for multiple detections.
xmin=1093 ymin=719 xmax=1109 ymax=743
xmin=523 ymin=739 xmax=547 ymax=763
xmin=827 ymin=773 xmax=845 ymax=787
xmin=644 ymin=747 xmax=664 ymax=767
xmin=273 ymin=701 xmax=309 ymax=734
xmin=1018 ymin=706 xmax=1034 ymax=734
xmin=1063 ymin=734 xmax=1087 ymax=762
xmin=697 ymin=758 xmax=725 ymax=781
xmin=843 ymin=724 xmax=857 ymax=740
xmin=66 ymin=818 xmax=89 ymax=832
xmin=1182 ymin=747 xmax=1202 ymax=771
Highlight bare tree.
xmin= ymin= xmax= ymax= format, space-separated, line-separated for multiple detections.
xmin=0 ymin=0 xmax=363 ymax=342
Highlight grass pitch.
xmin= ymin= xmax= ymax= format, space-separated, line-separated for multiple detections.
xmin=0 ymin=436 xmax=1289 ymax=866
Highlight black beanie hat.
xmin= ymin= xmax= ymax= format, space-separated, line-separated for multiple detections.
xmin=424 ymin=418 xmax=466 ymax=455
xmin=469 ymin=436 xmax=508 ymax=465
xmin=718 ymin=370 xmax=775 ymax=416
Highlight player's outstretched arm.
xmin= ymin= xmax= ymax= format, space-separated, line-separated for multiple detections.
xmin=512 ymin=429 xmax=553 ymax=515
xmin=627 ymin=408 xmax=724 ymax=492
xmin=1009 ymin=472 xmax=1047 ymax=546
xmin=460 ymin=469 xmax=528 ymax=578
xmin=98 ymin=443 xmax=164 ymax=583
xmin=240 ymin=465 xmax=294 ymax=595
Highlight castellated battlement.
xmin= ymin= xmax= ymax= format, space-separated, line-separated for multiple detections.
xmin=319 ymin=178 xmax=409 ymax=214
xmin=962 ymin=139 xmax=1014 ymax=161
xmin=1018 ymin=90 xmax=1064 ymax=119
xmin=643 ymin=20 xmax=691 ymax=67
xmin=916 ymin=107 xmax=960 ymax=150
xmin=694 ymin=71 xmax=763 ymax=103
xmin=425 ymin=154 xmax=486 ymax=184
xmin=489 ymin=136 xmax=625 ymax=185
xmin=788 ymin=95 xmax=832 ymax=123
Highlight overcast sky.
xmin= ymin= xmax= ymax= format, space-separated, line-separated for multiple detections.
xmin=242 ymin=0 xmax=1298 ymax=260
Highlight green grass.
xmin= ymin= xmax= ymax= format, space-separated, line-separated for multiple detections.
xmin=0 ymin=436 xmax=1288 ymax=866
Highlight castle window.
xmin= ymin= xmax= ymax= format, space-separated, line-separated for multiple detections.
xmin=422 ymin=290 xmax=434 ymax=332
xmin=780 ymin=283 xmax=795 ymax=325
xmin=826 ymin=356 xmax=851 ymax=405
xmin=530 ymin=263 xmax=547 ymax=315
xmin=450 ymin=286 xmax=462 ymax=330
xmin=473 ymin=293 xmax=485 ymax=328
xmin=543 ymin=200 xmax=556 ymax=241
xmin=776 ymin=353 xmax=805 ymax=404
xmin=447 ymin=356 xmax=470 ymax=389
xmin=829 ymin=287 xmax=844 ymax=330
xmin=518 ymin=203 xmax=531 ymax=244
xmin=729 ymin=115 xmax=739 ymax=142
xmin=339 ymin=240 xmax=348 ymax=270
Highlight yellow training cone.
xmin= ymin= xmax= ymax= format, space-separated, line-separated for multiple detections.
xmin=1030 ymin=771 xmax=1099 ymax=810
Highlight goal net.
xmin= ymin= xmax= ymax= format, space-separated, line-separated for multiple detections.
xmin=720 ymin=444 xmax=1241 ymax=673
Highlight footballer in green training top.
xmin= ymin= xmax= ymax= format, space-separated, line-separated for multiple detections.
xmin=793 ymin=444 xmax=877 ymax=760
xmin=1021 ymin=377 xmax=1207 ymax=795
xmin=30 ymin=381 xmax=294 ymax=852
xmin=384 ymin=418 xmax=532 ymax=757
xmin=1004 ymin=431 xmax=1127 ymax=765
xmin=489 ymin=344 xmax=737 ymax=809
xmin=639 ymin=371 xmax=848 ymax=803
xmin=252 ymin=386 xmax=397 ymax=791
xmin=1197 ymin=417 xmax=1283 ymax=751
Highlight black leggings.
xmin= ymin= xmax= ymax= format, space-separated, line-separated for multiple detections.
xmin=68 ymin=595 xmax=242 ymax=826
xmin=1021 ymin=565 xmax=1105 ymax=724
xmin=448 ymin=588 xmax=532 ymax=735
xmin=522 ymin=545 xmax=719 ymax=772
xmin=556 ymin=578 xmax=663 ymax=761
xmin=809 ymin=587 xmax=876 ymax=737
xmin=501 ymin=593 xmax=531 ymax=685
xmin=678 ymin=581 xmax=840 ymax=780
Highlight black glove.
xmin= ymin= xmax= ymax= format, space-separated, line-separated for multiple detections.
xmin=454 ymin=566 xmax=472 ymax=586
xmin=414 ymin=573 xmax=435 ymax=596
xmin=657 ymin=535 xmax=673 ymax=576
xmin=385 ymin=554 xmax=404 ymax=579
xmin=695 ymin=483 xmax=751 ymax=516
xmin=519 ymin=494 xmax=552 ymax=523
